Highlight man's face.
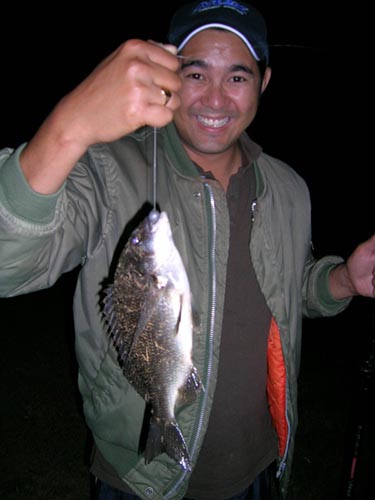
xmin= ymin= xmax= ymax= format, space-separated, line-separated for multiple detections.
xmin=173 ymin=29 xmax=270 ymax=162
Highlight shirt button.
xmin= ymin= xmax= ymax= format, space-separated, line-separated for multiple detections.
xmin=144 ymin=486 xmax=154 ymax=496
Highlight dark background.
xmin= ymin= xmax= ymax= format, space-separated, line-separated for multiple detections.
xmin=1 ymin=2 xmax=373 ymax=499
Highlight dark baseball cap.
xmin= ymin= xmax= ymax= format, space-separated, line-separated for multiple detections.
xmin=167 ymin=0 xmax=269 ymax=64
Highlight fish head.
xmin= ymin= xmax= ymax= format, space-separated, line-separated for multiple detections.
xmin=127 ymin=210 xmax=174 ymax=272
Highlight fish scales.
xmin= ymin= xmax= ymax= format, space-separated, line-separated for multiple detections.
xmin=103 ymin=209 xmax=202 ymax=471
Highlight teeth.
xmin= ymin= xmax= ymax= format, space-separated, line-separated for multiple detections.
xmin=197 ymin=116 xmax=229 ymax=128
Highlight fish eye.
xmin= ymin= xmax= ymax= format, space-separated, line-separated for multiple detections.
xmin=131 ymin=236 xmax=141 ymax=245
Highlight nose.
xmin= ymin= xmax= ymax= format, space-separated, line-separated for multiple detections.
xmin=201 ymin=81 xmax=228 ymax=109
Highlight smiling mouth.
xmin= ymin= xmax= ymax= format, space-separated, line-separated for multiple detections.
xmin=197 ymin=115 xmax=230 ymax=128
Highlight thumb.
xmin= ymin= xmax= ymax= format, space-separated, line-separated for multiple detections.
xmin=147 ymin=40 xmax=178 ymax=55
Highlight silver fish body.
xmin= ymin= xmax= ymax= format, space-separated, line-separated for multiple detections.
xmin=103 ymin=209 xmax=201 ymax=471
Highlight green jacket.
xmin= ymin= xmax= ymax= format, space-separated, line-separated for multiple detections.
xmin=0 ymin=123 xmax=350 ymax=499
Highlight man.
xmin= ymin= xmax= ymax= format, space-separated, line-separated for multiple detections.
xmin=0 ymin=1 xmax=374 ymax=499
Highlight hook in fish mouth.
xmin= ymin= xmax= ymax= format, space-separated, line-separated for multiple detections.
xmin=147 ymin=210 xmax=164 ymax=236
xmin=148 ymin=209 xmax=160 ymax=225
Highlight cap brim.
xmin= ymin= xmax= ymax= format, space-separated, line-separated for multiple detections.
xmin=177 ymin=23 xmax=261 ymax=61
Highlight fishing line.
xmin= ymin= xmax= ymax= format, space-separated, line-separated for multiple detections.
xmin=152 ymin=126 xmax=157 ymax=211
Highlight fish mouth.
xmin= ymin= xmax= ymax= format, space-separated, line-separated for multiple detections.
xmin=146 ymin=209 xmax=164 ymax=235
xmin=196 ymin=115 xmax=230 ymax=128
xmin=147 ymin=209 xmax=160 ymax=225
xmin=145 ymin=210 xmax=171 ymax=251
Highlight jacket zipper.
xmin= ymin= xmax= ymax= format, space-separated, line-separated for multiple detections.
xmin=165 ymin=182 xmax=217 ymax=499
xmin=276 ymin=410 xmax=290 ymax=479
xmin=190 ymin=182 xmax=217 ymax=457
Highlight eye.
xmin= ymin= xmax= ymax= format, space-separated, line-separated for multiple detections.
xmin=231 ymin=75 xmax=247 ymax=83
xmin=185 ymin=72 xmax=203 ymax=81
xmin=131 ymin=236 xmax=141 ymax=245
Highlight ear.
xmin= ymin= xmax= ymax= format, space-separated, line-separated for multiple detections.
xmin=261 ymin=67 xmax=272 ymax=94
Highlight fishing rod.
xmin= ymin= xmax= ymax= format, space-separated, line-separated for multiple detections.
xmin=342 ymin=302 xmax=375 ymax=499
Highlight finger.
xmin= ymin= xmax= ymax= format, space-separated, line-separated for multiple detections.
xmin=145 ymin=40 xmax=180 ymax=72
xmin=367 ymin=233 xmax=375 ymax=251
xmin=139 ymin=42 xmax=181 ymax=97
xmin=147 ymin=40 xmax=178 ymax=55
xmin=155 ymin=85 xmax=180 ymax=110
xmin=142 ymin=103 xmax=175 ymax=129
xmin=160 ymin=88 xmax=172 ymax=106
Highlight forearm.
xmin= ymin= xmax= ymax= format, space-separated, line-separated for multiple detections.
xmin=19 ymin=101 xmax=89 ymax=194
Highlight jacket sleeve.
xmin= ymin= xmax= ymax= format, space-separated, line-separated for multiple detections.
xmin=302 ymin=252 xmax=352 ymax=318
xmin=0 ymin=145 xmax=102 ymax=297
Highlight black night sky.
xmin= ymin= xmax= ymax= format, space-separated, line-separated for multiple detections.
xmin=1 ymin=2 xmax=373 ymax=499
xmin=1 ymin=1 xmax=372 ymax=252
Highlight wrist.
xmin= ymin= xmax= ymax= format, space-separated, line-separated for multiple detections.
xmin=329 ymin=263 xmax=357 ymax=300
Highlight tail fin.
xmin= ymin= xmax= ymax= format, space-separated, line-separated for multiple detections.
xmin=144 ymin=416 xmax=192 ymax=471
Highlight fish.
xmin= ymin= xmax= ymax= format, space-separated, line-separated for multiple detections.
xmin=102 ymin=208 xmax=202 ymax=471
